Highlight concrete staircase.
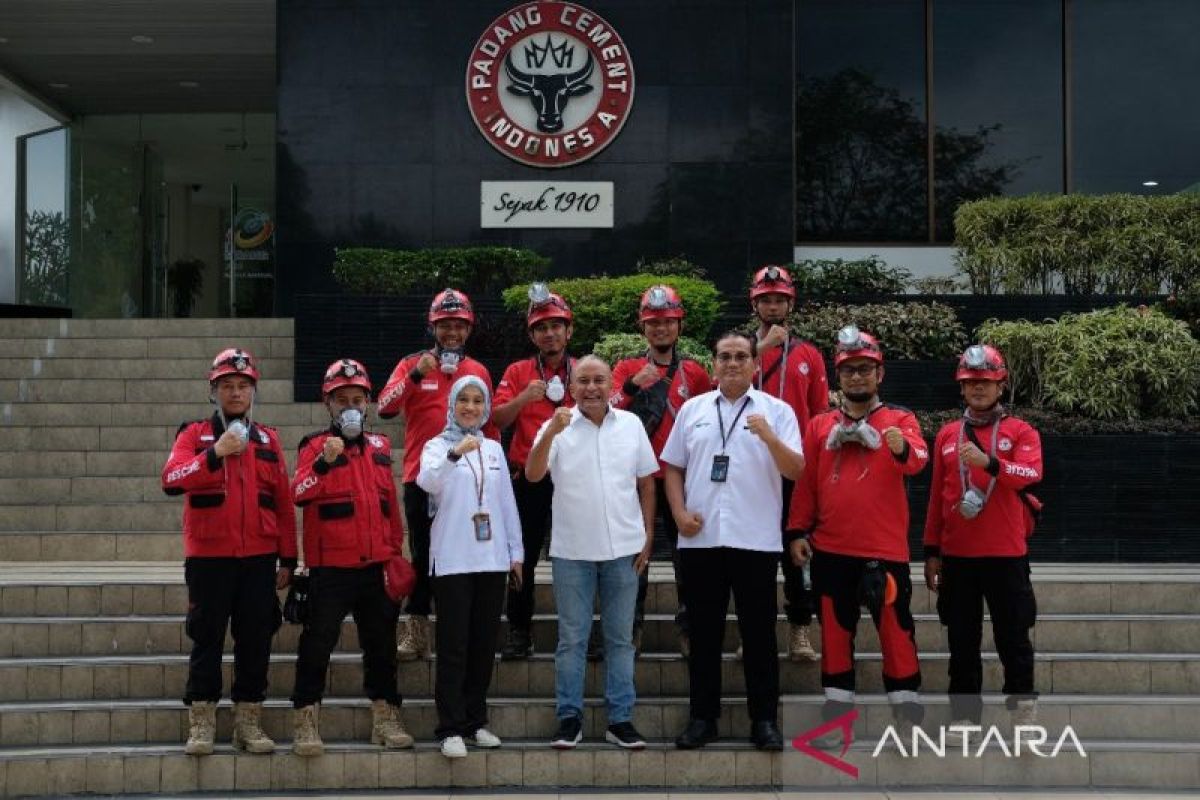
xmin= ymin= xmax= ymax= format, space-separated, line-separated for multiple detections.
xmin=0 ymin=317 xmax=1197 ymax=796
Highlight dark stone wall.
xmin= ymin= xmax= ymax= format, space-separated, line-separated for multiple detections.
xmin=275 ymin=0 xmax=795 ymax=312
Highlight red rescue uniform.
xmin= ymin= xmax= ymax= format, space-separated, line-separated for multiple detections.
xmin=292 ymin=428 xmax=405 ymax=568
xmin=755 ymin=337 xmax=829 ymax=430
xmin=923 ymin=416 xmax=1043 ymax=558
xmin=377 ymin=352 xmax=495 ymax=483
xmin=493 ymin=355 xmax=576 ymax=468
xmin=610 ymin=355 xmax=711 ymax=474
xmin=162 ymin=415 xmax=298 ymax=562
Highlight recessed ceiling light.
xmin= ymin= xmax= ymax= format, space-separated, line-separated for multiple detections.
xmin=131 ymin=35 xmax=154 ymax=44
xmin=1142 ymin=180 xmax=1159 ymax=187
xmin=49 ymin=82 xmax=69 ymax=89
xmin=178 ymin=81 xmax=200 ymax=88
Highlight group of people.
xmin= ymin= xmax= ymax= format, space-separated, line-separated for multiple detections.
xmin=162 ymin=264 xmax=1044 ymax=760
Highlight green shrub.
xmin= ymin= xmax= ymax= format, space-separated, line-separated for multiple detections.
xmin=502 ymin=274 xmax=722 ymax=353
xmin=772 ymin=301 xmax=967 ymax=360
xmin=788 ymin=256 xmax=912 ymax=296
xmin=916 ymin=407 xmax=1200 ymax=437
xmin=1161 ymin=288 xmax=1200 ymax=337
xmin=592 ymin=333 xmax=714 ymax=372
xmin=634 ymin=255 xmax=708 ymax=279
xmin=954 ymin=194 xmax=1200 ymax=295
xmin=978 ymin=306 xmax=1200 ymax=419
xmin=332 ymin=246 xmax=550 ymax=295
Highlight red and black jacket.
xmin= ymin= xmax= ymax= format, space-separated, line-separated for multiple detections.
xmin=292 ymin=427 xmax=405 ymax=568
xmin=161 ymin=414 xmax=298 ymax=564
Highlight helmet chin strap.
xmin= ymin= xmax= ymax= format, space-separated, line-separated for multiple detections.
xmin=211 ymin=385 xmax=256 ymax=431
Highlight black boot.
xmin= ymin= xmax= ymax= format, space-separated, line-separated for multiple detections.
xmin=500 ymin=626 xmax=532 ymax=660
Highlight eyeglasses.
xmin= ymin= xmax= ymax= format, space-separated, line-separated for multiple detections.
xmin=715 ymin=352 xmax=753 ymax=364
xmin=837 ymin=363 xmax=877 ymax=378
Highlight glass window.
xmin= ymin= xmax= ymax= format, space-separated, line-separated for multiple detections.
xmin=932 ymin=0 xmax=1064 ymax=241
xmin=19 ymin=127 xmax=69 ymax=306
xmin=1071 ymin=0 xmax=1200 ymax=194
xmin=796 ymin=0 xmax=928 ymax=241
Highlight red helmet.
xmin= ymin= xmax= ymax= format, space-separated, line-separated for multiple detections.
xmin=956 ymin=344 xmax=1007 ymax=382
xmin=208 ymin=348 xmax=260 ymax=384
xmin=428 ymin=288 xmax=475 ymax=325
xmin=639 ymin=284 xmax=685 ymax=323
xmin=833 ymin=325 xmax=884 ymax=367
xmin=749 ymin=264 xmax=796 ymax=301
xmin=525 ymin=282 xmax=573 ymax=328
xmin=321 ymin=358 xmax=373 ymax=398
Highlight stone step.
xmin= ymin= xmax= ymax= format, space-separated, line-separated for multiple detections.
xmin=0 ymin=425 xmax=398 ymax=454
xmin=0 ymin=318 xmax=293 ymax=340
xmin=0 ymin=379 xmax=295 ymax=405
xmin=0 ymin=532 xmax=190 ymax=562
xmin=1 ymin=650 xmax=1197 ymax=702
xmin=0 ymin=334 xmax=293 ymax=360
xmin=3 ymin=693 xmax=1199 ymax=749
xmin=4 ymin=563 xmax=1200 ymax=615
xmin=4 ymin=612 xmax=1199 ymax=659
xmin=0 ymin=357 xmax=294 ymax=381
xmin=0 ymin=737 xmax=1195 ymax=795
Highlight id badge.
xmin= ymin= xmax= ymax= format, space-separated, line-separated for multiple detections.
xmin=473 ymin=512 xmax=492 ymax=541
xmin=710 ymin=454 xmax=730 ymax=483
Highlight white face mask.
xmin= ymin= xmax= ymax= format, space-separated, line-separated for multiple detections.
xmin=545 ymin=375 xmax=565 ymax=403
xmin=439 ymin=349 xmax=462 ymax=374
xmin=337 ymin=408 xmax=364 ymax=439
xmin=226 ymin=419 xmax=249 ymax=444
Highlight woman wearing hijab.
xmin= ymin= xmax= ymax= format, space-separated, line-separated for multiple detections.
xmin=418 ymin=376 xmax=524 ymax=758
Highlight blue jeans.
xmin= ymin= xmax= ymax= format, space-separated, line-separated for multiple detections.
xmin=551 ymin=554 xmax=639 ymax=724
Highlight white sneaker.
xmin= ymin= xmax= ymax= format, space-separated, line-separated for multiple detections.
xmin=441 ymin=735 xmax=468 ymax=758
xmin=468 ymin=727 xmax=502 ymax=748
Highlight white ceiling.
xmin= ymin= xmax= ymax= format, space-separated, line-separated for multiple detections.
xmin=0 ymin=0 xmax=274 ymax=115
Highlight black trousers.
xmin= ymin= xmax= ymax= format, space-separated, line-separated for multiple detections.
xmin=504 ymin=472 xmax=554 ymax=630
xmin=184 ymin=554 xmax=280 ymax=704
xmin=939 ymin=555 xmax=1038 ymax=722
xmin=403 ymin=481 xmax=434 ymax=616
xmin=679 ymin=547 xmax=779 ymax=723
xmin=433 ymin=571 xmax=506 ymax=739
xmin=291 ymin=564 xmax=401 ymax=708
xmin=779 ymin=478 xmax=813 ymax=626
xmin=635 ymin=477 xmax=687 ymax=631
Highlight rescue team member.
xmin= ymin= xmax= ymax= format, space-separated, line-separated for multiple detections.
xmin=491 ymin=284 xmax=575 ymax=660
xmin=527 ymin=356 xmax=658 ymax=751
xmin=749 ymin=265 xmax=828 ymax=661
xmin=788 ymin=326 xmax=929 ymax=744
xmin=661 ymin=332 xmax=803 ymax=752
xmin=419 ymin=376 xmax=524 ymax=759
xmin=924 ymin=345 xmax=1043 ymax=731
xmin=162 ymin=348 xmax=296 ymax=756
xmin=611 ymin=284 xmax=711 ymax=656
xmin=379 ymin=289 xmax=494 ymax=660
xmin=289 ymin=359 xmax=412 ymax=756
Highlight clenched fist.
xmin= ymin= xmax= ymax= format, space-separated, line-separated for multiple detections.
xmin=416 ymin=352 xmax=438 ymax=377
xmin=548 ymin=405 xmax=573 ymax=435
xmin=883 ymin=427 xmax=905 ymax=455
xmin=214 ymin=430 xmax=246 ymax=458
xmin=632 ymin=362 xmax=661 ymax=389
xmin=322 ymin=436 xmax=344 ymax=464
xmin=453 ymin=434 xmax=481 ymax=456
xmin=746 ymin=413 xmax=775 ymax=442
xmin=521 ymin=380 xmax=548 ymax=402
xmin=676 ymin=510 xmax=704 ymax=537
xmin=760 ymin=324 xmax=788 ymax=349
xmin=958 ymin=441 xmax=989 ymax=468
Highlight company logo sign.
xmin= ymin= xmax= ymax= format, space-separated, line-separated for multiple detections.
xmin=466 ymin=2 xmax=635 ymax=168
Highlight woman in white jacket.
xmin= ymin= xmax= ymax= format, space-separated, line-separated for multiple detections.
xmin=418 ymin=375 xmax=524 ymax=758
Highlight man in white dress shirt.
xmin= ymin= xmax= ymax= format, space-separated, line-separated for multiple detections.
xmin=526 ymin=355 xmax=658 ymax=751
xmin=661 ymin=332 xmax=804 ymax=751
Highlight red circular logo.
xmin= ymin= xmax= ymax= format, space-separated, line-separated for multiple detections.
xmin=466 ymin=2 xmax=635 ymax=168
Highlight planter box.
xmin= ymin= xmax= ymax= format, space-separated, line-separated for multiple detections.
xmin=905 ymin=432 xmax=1200 ymax=562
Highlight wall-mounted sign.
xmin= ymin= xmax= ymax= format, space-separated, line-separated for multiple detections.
xmin=466 ymin=2 xmax=635 ymax=168
xmin=481 ymin=181 xmax=613 ymax=228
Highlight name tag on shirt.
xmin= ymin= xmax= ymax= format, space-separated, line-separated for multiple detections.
xmin=200 ymin=435 xmax=214 ymax=441
xmin=421 ymin=381 xmax=438 ymax=390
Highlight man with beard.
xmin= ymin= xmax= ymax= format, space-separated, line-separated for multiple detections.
xmin=787 ymin=326 xmax=929 ymax=746
xmin=749 ymin=265 xmax=827 ymax=661
xmin=662 ymin=332 xmax=804 ymax=751
xmin=527 ymin=356 xmax=658 ymax=750
xmin=924 ymin=345 xmax=1043 ymax=734
xmin=492 ymin=284 xmax=577 ymax=660
xmin=610 ymin=285 xmax=712 ymax=656
xmin=379 ymin=289 xmax=494 ymax=660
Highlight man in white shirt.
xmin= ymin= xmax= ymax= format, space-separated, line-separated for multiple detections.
xmin=661 ymin=332 xmax=804 ymax=751
xmin=526 ymin=355 xmax=658 ymax=751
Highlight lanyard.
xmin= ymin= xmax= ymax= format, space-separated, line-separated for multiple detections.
xmin=715 ymin=395 xmax=752 ymax=454
xmin=463 ymin=448 xmax=486 ymax=511
xmin=536 ymin=354 xmax=571 ymax=405
xmin=957 ymin=418 xmax=1000 ymax=501
xmin=757 ymin=336 xmax=791 ymax=398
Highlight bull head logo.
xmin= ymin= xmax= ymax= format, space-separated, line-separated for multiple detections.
xmin=505 ymin=35 xmax=595 ymax=134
